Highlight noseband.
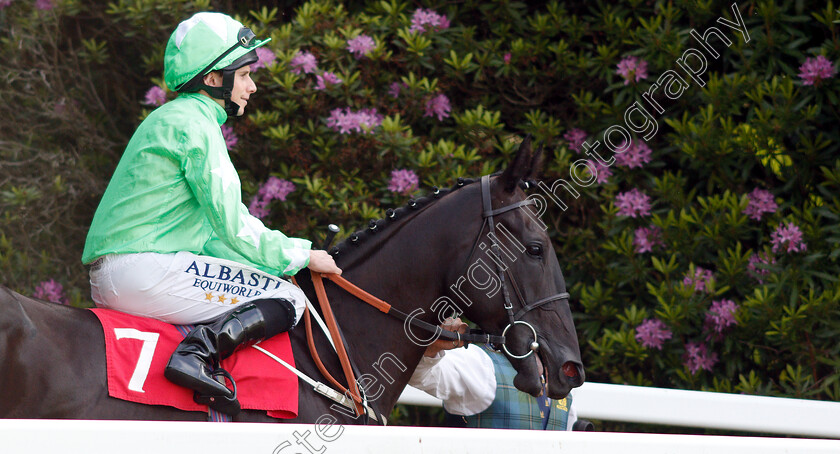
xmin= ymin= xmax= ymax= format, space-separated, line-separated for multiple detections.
xmin=458 ymin=175 xmax=571 ymax=358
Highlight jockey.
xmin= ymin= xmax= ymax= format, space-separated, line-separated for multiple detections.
xmin=81 ymin=12 xmax=341 ymax=416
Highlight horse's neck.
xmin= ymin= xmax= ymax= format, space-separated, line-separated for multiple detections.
xmin=327 ymin=198 xmax=475 ymax=413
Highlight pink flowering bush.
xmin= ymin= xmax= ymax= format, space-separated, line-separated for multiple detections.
xmin=635 ymin=318 xmax=672 ymax=350
xmin=315 ymin=72 xmax=342 ymax=91
xmin=249 ymin=177 xmax=295 ymax=219
xmin=251 ymin=47 xmax=276 ymax=73
xmin=220 ymin=124 xmax=238 ymax=150
xmin=142 ymin=86 xmax=167 ymax=107
xmin=289 ymin=50 xmax=318 ymax=75
xmin=346 ymin=35 xmax=375 ymax=59
xmin=409 ymin=8 xmax=450 ymax=34
xmin=615 ymin=188 xmax=652 ymax=217
xmin=613 ymin=141 xmax=653 ymax=169
xmin=424 ymin=94 xmax=451 ymax=121
xmin=683 ymin=267 xmax=715 ymax=293
xmin=798 ymin=55 xmax=836 ymax=86
xmin=563 ymin=128 xmax=587 ymax=153
xmin=616 ymin=56 xmax=648 ymax=85
xmin=743 ymin=188 xmax=777 ymax=220
xmin=33 ymin=279 xmax=67 ymax=304
xmin=325 ymin=108 xmax=383 ymax=135
xmin=387 ymin=169 xmax=419 ymax=195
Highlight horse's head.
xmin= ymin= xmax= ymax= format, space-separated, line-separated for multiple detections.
xmin=444 ymin=138 xmax=584 ymax=399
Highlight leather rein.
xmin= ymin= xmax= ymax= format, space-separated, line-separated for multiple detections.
xmin=297 ymin=175 xmax=569 ymax=421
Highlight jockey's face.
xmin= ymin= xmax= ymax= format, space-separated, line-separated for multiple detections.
xmin=229 ymin=66 xmax=256 ymax=117
xmin=202 ymin=66 xmax=257 ymax=117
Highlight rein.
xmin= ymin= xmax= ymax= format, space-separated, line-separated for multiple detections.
xmin=293 ymin=175 xmax=570 ymax=421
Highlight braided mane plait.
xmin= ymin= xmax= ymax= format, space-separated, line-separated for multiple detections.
xmin=329 ymin=177 xmax=480 ymax=256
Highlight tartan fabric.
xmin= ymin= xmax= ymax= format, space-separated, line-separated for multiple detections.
xmin=459 ymin=345 xmax=571 ymax=430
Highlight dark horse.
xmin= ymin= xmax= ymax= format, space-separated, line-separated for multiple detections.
xmin=0 ymin=140 xmax=583 ymax=423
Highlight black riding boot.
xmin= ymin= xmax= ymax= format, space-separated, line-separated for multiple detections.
xmin=164 ymin=298 xmax=296 ymax=416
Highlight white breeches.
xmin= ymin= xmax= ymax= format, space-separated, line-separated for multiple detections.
xmin=89 ymin=251 xmax=307 ymax=325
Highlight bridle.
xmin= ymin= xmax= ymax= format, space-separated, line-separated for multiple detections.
xmin=296 ymin=174 xmax=571 ymax=422
xmin=462 ymin=175 xmax=571 ymax=359
xmin=311 ymin=175 xmax=570 ymax=360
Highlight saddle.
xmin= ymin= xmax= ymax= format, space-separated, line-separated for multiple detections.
xmin=91 ymin=308 xmax=298 ymax=418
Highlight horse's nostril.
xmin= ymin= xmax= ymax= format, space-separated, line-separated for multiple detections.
xmin=562 ymin=362 xmax=578 ymax=378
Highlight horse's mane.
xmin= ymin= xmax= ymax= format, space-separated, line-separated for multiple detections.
xmin=329 ymin=177 xmax=481 ymax=256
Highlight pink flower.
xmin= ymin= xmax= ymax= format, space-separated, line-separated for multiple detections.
xmin=347 ymin=35 xmax=376 ymax=59
xmin=33 ymin=280 xmax=66 ymax=305
xmin=683 ymin=267 xmax=714 ymax=293
xmin=616 ymin=56 xmax=649 ymax=85
xmin=36 ymin=0 xmax=53 ymax=10
xmin=0 ymin=0 xmax=12 ymax=9
xmin=220 ymin=124 xmax=238 ymax=149
xmin=315 ymin=71 xmax=343 ymax=90
xmin=584 ymin=159 xmax=612 ymax=184
xmin=388 ymin=82 xmax=404 ymax=98
xmin=326 ymin=107 xmax=383 ymax=134
xmin=259 ymin=177 xmax=296 ymax=202
xmin=615 ymin=188 xmax=652 ymax=217
xmin=290 ymin=51 xmax=318 ymax=75
xmin=388 ymin=169 xmax=420 ymax=195
xmin=635 ymin=318 xmax=672 ymax=350
xmin=409 ymin=8 xmax=450 ymax=33
xmin=634 ymin=225 xmax=664 ymax=253
xmin=503 ymin=53 xmax=511 ymax=64
xmin=424 ymin=93 xmax=451 ymax=121
xmin=251 ymin=47 xmax=276 ymax=73
xmin=614 ymin=140 xmax=652 ymax=168
xmin=248 ymin=177 xmax=296 ymax=219
xmin=248 ymin=197 xmax=270 ymax=219
xmin=705 ymin=299 xmax=739 ymax=339
xmin=798 ymin=56 xmax=836 ymax=86
xmin=683 ymin=342 xmax=718 ymax=374
xmin=747 ymin=251 xmax=776 ymax=283
xmin=743 ymin=188 xmax=778 ymax=221
xmin=143 ymin=86 xmax=167 ymax=107
xmin=563 ymin=128 xmax=587 ymax=153
xmin=771 ymin=222 xmax=807 ymax=253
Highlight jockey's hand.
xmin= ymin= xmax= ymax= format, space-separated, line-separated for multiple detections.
xmin=424 ymin=317 xmax=469 ymax=357
xmin=308 ymin=249 xmax=342 ymax=275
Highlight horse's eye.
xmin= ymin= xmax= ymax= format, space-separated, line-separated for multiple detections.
xmin=526 ymin=243 xmax=543 ymax=257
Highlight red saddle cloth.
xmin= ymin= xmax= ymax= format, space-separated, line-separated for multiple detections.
xmin=91 ymin=308 xmax=298 ymax=418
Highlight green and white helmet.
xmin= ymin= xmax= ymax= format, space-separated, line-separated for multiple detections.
xmin=164 ymin=12 xmax=270 ymax=114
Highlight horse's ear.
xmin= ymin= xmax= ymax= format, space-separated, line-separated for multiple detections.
xmin=499 ymin=135 xmax=534 ymax=192
xmin=525 ymin=143 xmax=545 ymax=181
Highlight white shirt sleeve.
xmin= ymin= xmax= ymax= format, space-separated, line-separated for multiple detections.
xmin=407 ymin=346 xmax=497 ymax=416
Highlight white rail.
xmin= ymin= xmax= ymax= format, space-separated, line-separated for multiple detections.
xmin=1 ymin=419 xmax=839 ymax=454
xmin=399 ymin=382 xmax=840 ymax=438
